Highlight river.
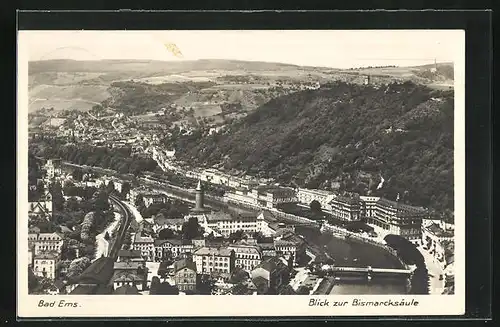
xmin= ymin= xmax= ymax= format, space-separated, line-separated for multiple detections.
xmin=296 ymin=226 xmax=408 ymax=294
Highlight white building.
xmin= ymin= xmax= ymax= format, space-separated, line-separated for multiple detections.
xmin=130 ymin=233 xmax=155 ymax=262
xmin=33 ymin=252 xmax=59 ymax=280
xmin=29 ymin=232 xmax=64 ymax=256
xmin=224 ymin=186 xmax=297 ymax=209
xmin=297 ymin=188 xmax=336 ymax=207
xmin=202 ymin=212 xmax=271 ymax=238
xmin=193 ymin=246 xmax=236 ymax=275
xmin=228 ymin=244 xmax=263 ymax=272
xmin=421 ymin=222 xmax=454 ymax=265
xmin=154 ymin=239 xmax=195 ymax=261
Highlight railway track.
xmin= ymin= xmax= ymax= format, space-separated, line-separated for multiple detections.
xmin=108 ymin=195 xmax=132 ymax=261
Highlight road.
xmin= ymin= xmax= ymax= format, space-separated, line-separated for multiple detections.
xmin=417 ymin=245 xmax=445 ymax=294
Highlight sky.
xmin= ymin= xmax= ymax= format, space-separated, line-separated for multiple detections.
xmin=19 ymin=30 xmax=464 ymax=69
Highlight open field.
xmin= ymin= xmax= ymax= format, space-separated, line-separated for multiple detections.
xmin=27 ymin=59 xmax=454 ymax=114
xmin=28 ymin=99 xmax=98 ymax=112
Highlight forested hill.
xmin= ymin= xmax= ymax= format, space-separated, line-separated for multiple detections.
xmin=173 ymin=81 xmax=454 ymax=215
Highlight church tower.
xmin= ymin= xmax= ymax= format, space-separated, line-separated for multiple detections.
xmin=195 ymin=180 xmax=205 ymax=211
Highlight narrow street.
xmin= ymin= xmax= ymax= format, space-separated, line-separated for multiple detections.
xmin=417 ymin=245 xmax=445 ymax=294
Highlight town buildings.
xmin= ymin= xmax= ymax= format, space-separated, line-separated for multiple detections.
xmin=296 ymin=188 xmax=336 ymax=208
xmin=272 ymin=230 xmax=306 ymax=266
xmin=326 ymin=194 xmax=362 ymax=221
xmin=193 ymin=247 xmax=236 ymax=275
xmin=154 ymin=239 xmax=194 ymax=261
xmin=111 ymin=261 xmax=148 ymax=291
xmin=130 ymin=233 xmax=155 ymax=261
xmin=173 ymin=258 xmax=198 ymax=292
xmin=228 ymin=244 xmax=263 ymax=271
xmin=364 ymin=198 xmax=427 ymax=243
xmin=29 ymin=232 xmax=64 ymax=256
xmin=421 ymin=220 xmax=454 ymax=265
xmin=117 ymin=249 xmax=144 ymax=263
xmin=224 ymin=186 xmax=297 ymax=209
xmin=142 ymin=193 xmax=168 ymax=208
xmin=44 ymin=158 xmax=62 ymax=180
xmin=28 ymin=189 xmax=53 ymax=221
xmin=33 ymin=252 xmax=59 ymax=280
xmin=202 ymin=211 xmax=271 ymax=238
xmin=251 ymin=257 xmax=290 ymax=293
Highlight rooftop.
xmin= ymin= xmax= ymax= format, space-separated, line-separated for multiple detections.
xmin=154 ymin=238 xmax=193 ymax=247
xmin=117 ymin=249 xmax=142 ymax=258
xmin=34 ymin=252 xmax=59 ymax=260
xmin=75 ymin=257 xmax=114 ymax=286
xmin=376 ymin=198 xmax=427 ymax=214
xmin=194 ymin=246 xmax=233 ymax=257
xmin=425 ymin=223 xmax=454 ymax=238
xmin=254 ymin=257 xmax=288 ymax=273
xmin=113 ymin=285 xmax=141 ymax=295
xmin=114 ymin=261 xmax=142 ymax=271
xmin=228 ymin=244 xmax=261 ymax=255
xmin=112 ymin=271 xmax=145 ymax=283
xmin=331 ymin=195 xmax=361 ymax=205
xmin=133 ymin=233 xmax=154 ymax=243
xmin=173 ymin=258 xmax=197 ymax=273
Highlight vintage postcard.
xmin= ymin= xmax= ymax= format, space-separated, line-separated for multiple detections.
xmin=17 ymin=30 xmax=465 ymax=317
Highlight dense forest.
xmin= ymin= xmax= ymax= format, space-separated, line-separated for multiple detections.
xmin=173 ymin=81 xmax=454 ymax=217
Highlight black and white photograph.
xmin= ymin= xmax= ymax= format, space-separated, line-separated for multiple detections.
xmin=17 ymin=30 xmax=465 ymax=317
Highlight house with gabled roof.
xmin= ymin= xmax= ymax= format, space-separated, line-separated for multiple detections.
xmin=173 ymin=258 xmax=198 ymax=292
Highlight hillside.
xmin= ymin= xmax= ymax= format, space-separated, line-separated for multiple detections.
xmin=171 ymin=81 xmax=454 ymax=215
xmin=28 ymin=59 xmax=454 ymax=113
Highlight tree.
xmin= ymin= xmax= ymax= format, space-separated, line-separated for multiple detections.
xmin=158 ymin=228 xmax=175 ymax=240
xmin=49 ymin=181 xmax=65 ymax=212
xmin=156 ymin=282 xmax=179 ymax=295
xmin=28 ymin=268 xmax=38 ymax=293
xmin=72 ymin=169 xmax=83 ymax=181
xmin=106 ymin=181 xmax=116 ymax=194
xmin=121 ymin=181 xmax=131 ymax=199
xmin=182 ymin=217 xmax=202 ymax=240
xmin=94 ymin=191 xmax=110 ymax=212
xmin=297 ymin=285 xmax=311 ymax=295
xmin=310 ymin=200 xmax=322 ymax=213
xmin=66 ymin=257 xmax=91 ymax=279
xmin=134 ymin=194 xmax=144 ymax=207
xmin=65 ymin=197 xmax=80 ymax=212
xmin=229 ymin=230 xmax=245 ymax=243
xmin=149 ymin=276 xmax=161 ymax=294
